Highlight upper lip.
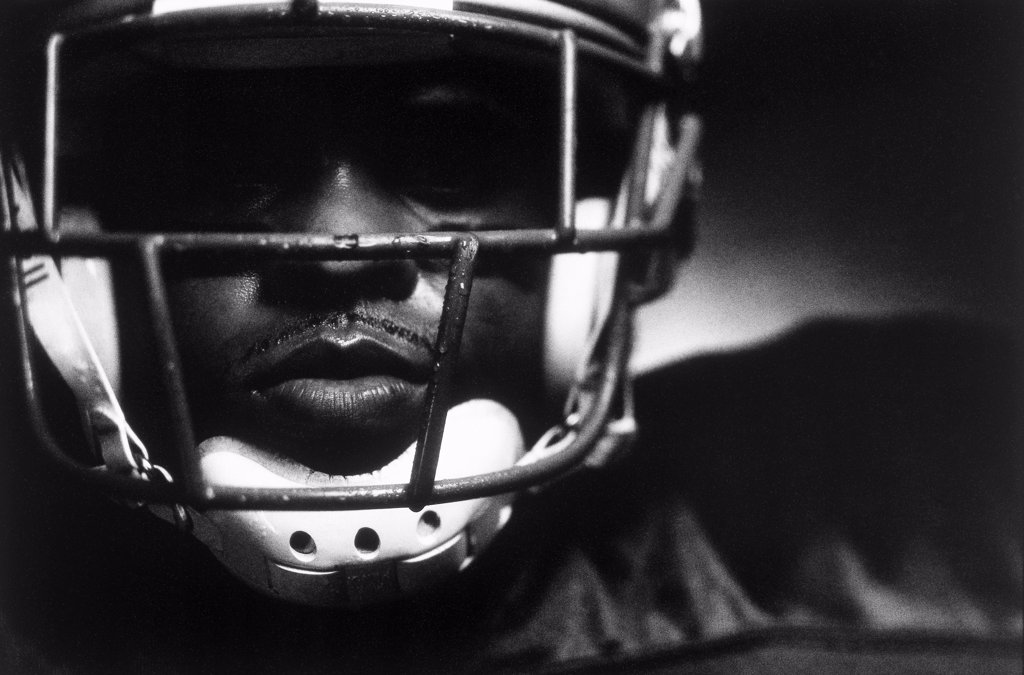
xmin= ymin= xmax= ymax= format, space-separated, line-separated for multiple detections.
xmin=236 ymin=326 xmax=435 ymax=391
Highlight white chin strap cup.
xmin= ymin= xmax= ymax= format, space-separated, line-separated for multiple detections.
xmin=158 ymin=399 xmax=523 ymax=607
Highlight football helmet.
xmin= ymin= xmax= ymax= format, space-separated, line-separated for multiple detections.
xmin=0 ymin=0 xmax=702 ymax=606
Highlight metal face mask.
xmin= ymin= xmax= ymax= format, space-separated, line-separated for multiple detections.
xmin=1 ymin=0 xmax=702 ymax=606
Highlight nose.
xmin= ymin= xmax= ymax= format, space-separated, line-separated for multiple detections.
xmin=264 ymin=160 xmax=425 ymax=304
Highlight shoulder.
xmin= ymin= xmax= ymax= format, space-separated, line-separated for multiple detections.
xmin=633 ymin=315 xmax=1019 ymax=496
xmin=630 ymin=315 xmax=1021 ymax=637
xmin=635 ymin=315 xmax=1017 ymax=456
xmin=464 ymin=316 xmax=1021 ymax=670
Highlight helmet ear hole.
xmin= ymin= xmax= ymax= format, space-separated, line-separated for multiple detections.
xmin=543 ymin=198 xmax=619 ymax=409
xmin=59 ymin=207 xmax=120 ymax=395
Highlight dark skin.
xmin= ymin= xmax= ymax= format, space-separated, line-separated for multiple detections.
xmin=89 ymin=63 xmax=562 ymax=476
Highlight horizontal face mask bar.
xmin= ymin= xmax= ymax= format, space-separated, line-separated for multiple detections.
xmin=9 ymin=233 xmax=633 ymax=509
xmin=9 ymin=228 xmax=673 ymax=259
xmin=6 ymin=5 xmax=699 ymax=510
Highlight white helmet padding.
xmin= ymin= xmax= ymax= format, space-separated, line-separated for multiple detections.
xmin=154 ymin=398 xmax=522 ymax=607
xmin=543 ymin=197 xmax=619 ymax=408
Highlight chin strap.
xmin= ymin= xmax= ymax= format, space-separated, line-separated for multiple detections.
xmin=20 ymin=254 xmax=160 ymax=477
xmin=6 ymin=156 xmax=168 ymax=482
xmin=173 ymin=398 xmax=523 ymax=607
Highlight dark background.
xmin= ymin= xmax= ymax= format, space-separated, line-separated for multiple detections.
xmin=635 ymin=0 xmax=1022 ymax=370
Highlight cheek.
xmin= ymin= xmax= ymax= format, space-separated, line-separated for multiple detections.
xmin=460 ymin=276 xmax=546 ymax=392
xmin=168 ymin=273 xmax=260 ymax=368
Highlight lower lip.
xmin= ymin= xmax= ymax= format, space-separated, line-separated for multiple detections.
xmin=252 ymin=376 xmax=427 ymax=427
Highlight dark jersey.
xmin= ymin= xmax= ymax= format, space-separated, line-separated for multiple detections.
xmin=1 ymin=317 xmax=1020 ymax=673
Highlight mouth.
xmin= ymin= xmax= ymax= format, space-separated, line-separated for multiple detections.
xmin=229 ymin=326 xmax=435 ymax=475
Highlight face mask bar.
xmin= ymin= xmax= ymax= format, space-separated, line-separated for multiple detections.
xmin=2 ymin=3 xmax=700 ymax=512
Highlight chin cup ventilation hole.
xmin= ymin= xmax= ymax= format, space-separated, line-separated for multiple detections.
xmin=354 ymin=527 xmax=381 ymax=557
xmin=417 ymin=510 xmax=441 ymax=539
xmin=289 ymin=531 xmax=317 ymax=561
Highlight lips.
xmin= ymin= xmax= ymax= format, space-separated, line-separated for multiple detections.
xmin=249 ymin=336 xmax=431 ymax=388
xmin=223 ymin=320 xmax=436 ymax=475
xmin=245 ymin=331 xmax=433 ymax=414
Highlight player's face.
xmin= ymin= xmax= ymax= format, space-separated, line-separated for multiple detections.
xmin=90 ymin=63 xmax=559 ymax=475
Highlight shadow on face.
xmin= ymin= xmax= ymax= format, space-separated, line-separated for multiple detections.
xmin=59 ymin=57 xmax=637 ymax=475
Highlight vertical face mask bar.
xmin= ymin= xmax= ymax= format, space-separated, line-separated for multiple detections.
xmin=557 ymin=29 xmax=578 ymax=246
xmin=407 ymin=235 xmax=479 ymax=506
xmin=43 ymin=33 xmax=63 ymax=238
xmin=631 ymin=114 xmax=700 ymax=303
xmin=626 ymin=108 xmax=656 ymax=228
xmin=139 ymin=239 xmax=198 ymax=485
